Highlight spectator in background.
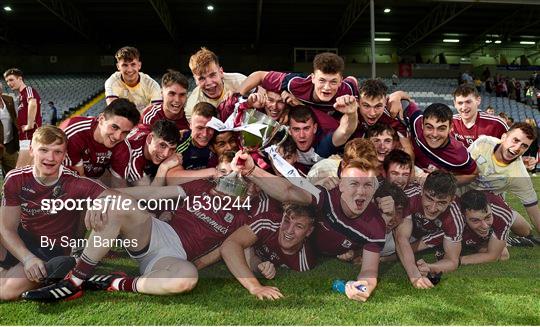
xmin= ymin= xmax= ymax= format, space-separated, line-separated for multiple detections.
xmin=105 ymin=46 xmax=162 ymax=112
xmin=523 ymin=118 xmax=540 ymax=174
xmin=508 ymin=78 xmax=516 ymax=101
xmin=482 ymin=67 xmax=491 ymax=81
xmin=0 ymin=80 xmax=19 ymax=175
xmin=48 ymin=101 xmax=58 ymax=125
xmin=515 ymin=79 xmax=522 ymax=103
xmin=391 ymin=72 xmax=399 ymax=89
xmin=485 ymin=106 xmax=496 ymax=116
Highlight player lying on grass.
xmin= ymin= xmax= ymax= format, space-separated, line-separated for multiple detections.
xmin=0 ymin=126 xmax=180 ymax=301
xmin=21 ymin=152 xmax=256 ymax=302
xmin=394 ymin=171 xmax=464 ymax=289
xmin=221 ymin=202 xmax=316 ymax=300
xmin=231 ymin=151 xmax=395 ymax=302
xmin=458 ymin=189 xmax=532 ymax=265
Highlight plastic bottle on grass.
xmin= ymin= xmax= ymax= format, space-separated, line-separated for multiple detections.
xmin=332 ymin=279 xmax=367 ymax=294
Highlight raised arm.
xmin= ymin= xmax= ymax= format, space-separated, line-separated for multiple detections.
xmin=238 ymin=71 xmax=269 ymax=96
xmin=232 ymin=151 xmax=312 ymax=204
xmin=331 ymin=95 xmax=358 ymax=147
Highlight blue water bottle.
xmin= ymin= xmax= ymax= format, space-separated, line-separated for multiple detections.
xmin=332 ymin=279 xmax=367 ymax=294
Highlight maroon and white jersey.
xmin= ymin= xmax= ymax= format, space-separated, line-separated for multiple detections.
xmin=461 ymin=192 xmax=513 ymax=249
xmin=352 ymin=108 xmax=408 ymax=139
xmin=140 ymin=103 xmax=189 ymax=130
xmin=405 ymin=104 xmax=477 ymax=175
xmin=261 ymin=72 xmax=358 ymax=133
xmin=1 ymin=166 xmax=106 ymax=245
xmin=311 ymin=186 xmax=386 ymax=255
xmin=169 ymin=180 xmax=250 ymax=261
xmin=405 ymin=187 xmax=464 ymax=248
xmin=249 ymin=193 xmax=316 ymax=272
xmin=61 ymin=117 xmax=113 ymax=178
xmin=16 ymin=86 xmax=42 ymax=140
xmin=452 ymin=111 xmax=508 ymax=148
xmin=111 ymin=125 xmax=151 ymax=183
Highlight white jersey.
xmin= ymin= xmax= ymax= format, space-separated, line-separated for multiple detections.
xmin=467 ymin=135 xmax=537 ymax=206
xmin=185 ymin=72 xmax=246 ymax=121
xmin=105 ymin=72 xmax=162 ymax=112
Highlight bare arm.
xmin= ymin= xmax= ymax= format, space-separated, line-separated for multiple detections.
xmin=455 ymin=167 xmax=479 ymax=187
xmin=524 ymin=204 xmax=540 ymax=233
xmin=24 ymin=98 xmax=37 ymax=130
xmin=232 ymin=151 xmax=312 ymax=204
xmin=394 ymin=217 xmax=433 ymax=288
xmin=194 ymin=246 xmax=222 ymax=270
xmin=424 ymin=238 xmax=461 ymax=273
xmin=0 ymin=206 xmax=46 ymax=281
xmin=221 ymin=225 xmax=283 ymax=300
xmin=165 ymin=165 xmax=217 ymax=186
xmin=238 ymin=71 xmax=269 ymax=96
xmin=346 ymin=249 xmax=379 ymax=302
xmin=460 ymin=236 xmax=506 ymax=265
xmin=72 ymin=165 xmax=86 ymax=177
xmin=331 ymin=95 xmax=358 ymax=147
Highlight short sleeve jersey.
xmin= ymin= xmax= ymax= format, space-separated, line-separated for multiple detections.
xmin=185 ymin=72 xmax=247 ymax=121
xmin=452 ymin=111 xmax=508 ymax=147
xmin=1 ymin=166 xmax=106 ymax=244
xmin=110 ymin=125 xmax=153 ymax=183
xmin=140 ymin=103 xmax=189 ymax=130
xmin=17 ymin=86 xmax=42 ymax=140
xmin=461 ymin=192 xmax=513 ymax=249
xmin=61 ymin=117 xmax=112 ymax=178
xmin=311 ymin=186 xmax=386 ymax=255
xmin=248 ymin=193 xmax=316 ymax=271
xmin=105 ymin=72 xmax=162 ymax=112
xmin=169 ymin=180 xmax=250 ymax=261
xmin=405 ymin=104 xmax=477 ymax=175
xmin=467 ymin=135 xmax=537 ymax=206
xmin=404 ymin=187 xmax=465 ymax=247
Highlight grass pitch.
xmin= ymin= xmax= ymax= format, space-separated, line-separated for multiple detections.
xmin=1 ymin=177 xmax=539 ymax=325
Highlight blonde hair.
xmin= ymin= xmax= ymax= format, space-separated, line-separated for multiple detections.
xmin=189 ymin=47 xmax=219 ymax=75
xmin=32 ymin=125 xmax=67 ymax=146
xmin=525 ymin=118 xmax=537 ymax=128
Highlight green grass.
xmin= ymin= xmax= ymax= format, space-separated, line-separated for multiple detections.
xmin=1 ymin=178 xmax=540 ymax=325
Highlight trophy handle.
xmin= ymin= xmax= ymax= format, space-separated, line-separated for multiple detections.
xmin=272 ymin=126 xmax=290 ymax=147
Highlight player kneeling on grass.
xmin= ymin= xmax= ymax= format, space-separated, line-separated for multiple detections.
xmin=221 ymin=203 xmax=316 ymax=300
xmin=0 ymin=126 xmax=110 ymax=300
xmin=458 ymin=190 xmax=532 ymax=265
xmin=231 ymin=152 xmax=394 ymax=302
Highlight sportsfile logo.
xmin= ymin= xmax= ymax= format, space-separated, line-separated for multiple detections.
xmin=40 ymin=194 xmax=184 ymax=214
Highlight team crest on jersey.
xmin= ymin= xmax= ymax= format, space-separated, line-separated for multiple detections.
xmin=224 ymin=213 xmax=234 ymax=223
xmin=52 ymin=183 xmax=64 ymax=198
xmin=341 ymin=239 xmax=352 ymax=248
xmin=476 ymin=155 xmax=487 ymax=165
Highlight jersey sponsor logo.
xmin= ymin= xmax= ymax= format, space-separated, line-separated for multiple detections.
xmin=22 ymin=186 xmax=36 ymax=194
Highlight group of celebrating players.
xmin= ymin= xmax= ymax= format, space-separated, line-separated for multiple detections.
xmin=1 ymin=46 xmax=539 ymax=304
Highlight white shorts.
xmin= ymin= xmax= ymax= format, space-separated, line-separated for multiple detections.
xmin=129 ymin=217 xmax=187 ymax=275
xmin=380 ymin=233 xmax=418 ymax=257
xmin=19 ymin=140 xmax=31 ymax=150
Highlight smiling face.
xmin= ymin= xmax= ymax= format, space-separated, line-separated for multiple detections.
xmin=339 ymin=167 xmax=377 ymax=218
xmin=162 ymin=83 xmax=188 ymax=119
xmin=359 ymin=95 xmax=386 ymax=126
xmin=264 ymin=91 xmax=286 ymax=120
xmin=385 ymin=163 xmax=412 ymax=190
xmin=96 ymin=115 xmax=135 ymax=148
xmin=116 ymin=58 xmax=142 ymax=86
xmin=193 ymin=62 xmax=224 ymax=99
xmin=278 ymin=213 xmax=313 ymax=254
xmin=4 ymin=74 xmax=23 ymax=91
xmin=146 ymin=134 xmax=176 ymax=165
xmin=421 ymin=190 xmax=454 ymax=220
xmin=497 ymin=129 xmax=533 ymax=164
xmin=311 ymin=70 xmax=342 ymax=102
xmin=210 ymin=132 xmax=238 ymax=157
xmin=422 ymin=117 xmax=451 ymax=149
xmin=464 ymin=207 xmax=493 ymax=238
xmin=30 ymin=140 xmax=66 ymax=178
xmin=454 ymin=94 xmax=481 ymax=122
xmin=370 ymin=130 xmax=395 ymax=163
xmin=190 ymin=114 xmax=215 ymax=148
